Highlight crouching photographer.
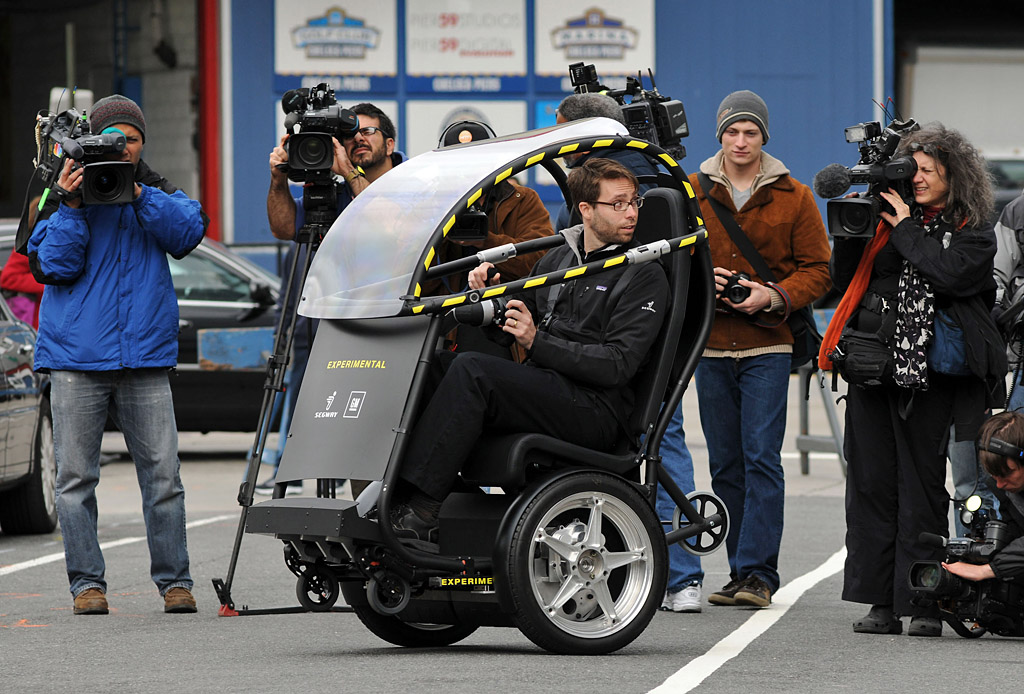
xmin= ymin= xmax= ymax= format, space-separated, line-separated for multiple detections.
xmin=819 ymin=122 xmax=1006 ymax=637
xmin=908 ymin=410 xmax=1024 ymax=637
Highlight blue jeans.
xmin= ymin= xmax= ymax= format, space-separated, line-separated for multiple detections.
xmin=1009 ymin=368 xmax=1024 ymax=413
xmin=948 ymin=429 xmax=1000 ymax=537
xmin=695 ymin=354 xmax=789 ymax=592
xmin=52 ymin=369 xmax=192 ymax=597
xmin=656 ymin=403 xmax=703 ymax=592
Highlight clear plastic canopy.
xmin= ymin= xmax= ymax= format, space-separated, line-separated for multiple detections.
xmin=299 ymin=117 xmax=630 ymax=319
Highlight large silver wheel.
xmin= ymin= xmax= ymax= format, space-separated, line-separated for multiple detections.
xmin=501 ymin=472 xmax=666 ymax=654
xmin=0 ymin=397 xmax=57 ymax=534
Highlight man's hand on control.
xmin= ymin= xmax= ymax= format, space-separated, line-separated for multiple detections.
xmin=468 ymin=262 xmax=499 ymax=290
xmin=502 ymin=299 xmax=536 ymax=350
xmin=57 ymin=157 xmax=83 ymax=209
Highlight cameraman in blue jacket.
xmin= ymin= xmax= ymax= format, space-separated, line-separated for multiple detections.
xmin=27 ymin=94 xmax=206 ymax=616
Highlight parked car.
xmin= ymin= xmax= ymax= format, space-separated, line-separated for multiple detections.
xmin=988 ymin=155 xmax=1024 ymax=222
xmin=0 ymin=223 xmax=282 ymax=434
xmin=0 ymin=290 xmax=55 ymax=534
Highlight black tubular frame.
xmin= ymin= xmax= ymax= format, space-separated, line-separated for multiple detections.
xmin=372 ymin=134 xmax=719 ymax=573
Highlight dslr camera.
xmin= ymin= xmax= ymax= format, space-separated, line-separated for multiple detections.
xmin=815 ymin=118 xmax=920 ymax=238
xmin=279 ymin=83 xmax=360 ymax=233
xmin=722 ymin=272 xmax=751 ymax=304
xmin=568 ymin=62 xmax=689 ymax=162
xmin=908 ymin=498 xmax=1024 ymax=638
xmin=34 ymin=107 xmax=135 ymax=205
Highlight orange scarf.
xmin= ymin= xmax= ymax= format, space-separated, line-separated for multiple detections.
xmin=817 ymin=223 xmax=892 ymax=370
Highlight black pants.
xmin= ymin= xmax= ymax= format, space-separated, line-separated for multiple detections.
xmin=400 ymin=351 xmax=621 ymax=500
xmin=842 ymin=378 xmax=956 ymax=615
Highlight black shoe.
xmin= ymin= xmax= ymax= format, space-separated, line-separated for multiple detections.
xmin=391 ymin=504 xmax=439 ymax=546
xmin=734 ymin=576 xmax=772 ymax=607
xmin=908 ymin=615 xmax=942 ymax=637
xmin=254 ymin=477 xmax=302 ymax=496
xmin=853 ymin=604 xmax=902 ymax=634
xmin=707 ymin=577 xmax=748 ymax=606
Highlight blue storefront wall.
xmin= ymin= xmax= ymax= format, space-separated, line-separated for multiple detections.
xmin=227 ymin=0 xmax=891 ymax=244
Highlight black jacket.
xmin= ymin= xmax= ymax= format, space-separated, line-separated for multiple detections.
xmin=832 ymin=213 xmax=1006 ymax=409
xmin=520 ymin=224 xmax=670 ymax=431
xmin=991 ymin=489 xmax=1024 ymax=582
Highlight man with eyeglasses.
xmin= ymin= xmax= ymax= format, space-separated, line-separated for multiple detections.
xmin=260 ymin=103 xmax=404 ymax=496
xmin=389 ymin=158 xmax=669 ymax=545
xmin=691 ymin=90 xmax=831 ymax=609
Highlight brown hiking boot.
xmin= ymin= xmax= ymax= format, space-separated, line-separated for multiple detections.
xmin=163 ymin=587 xmax=197 ymax=613
xmin=73 ymin=588 xmax=109 ymax=615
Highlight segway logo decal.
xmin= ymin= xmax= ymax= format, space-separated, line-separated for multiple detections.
xmin=343 ymin=391 xmax=366 ymax=419
xmin=326 ymin=391 xmax=337 ymax=410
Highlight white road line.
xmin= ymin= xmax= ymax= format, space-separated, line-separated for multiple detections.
xmin=650 ymin=547 xmax=847 ymax=694
xmin=0 ymin=514 xmax=234 ymax=577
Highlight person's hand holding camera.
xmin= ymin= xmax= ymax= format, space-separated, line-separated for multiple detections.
xmin=713 ymin=266 xmax=772 ymax=314
xmin=878 ymin=187 xmax=912 ymax=227
xmin=501 ymin=299 xmax=536 ymax=350
xmin=56 ymin=157 xmax=84 ymax=209
xmin=942 ymin=561 xmax=996 ymax=582
xmin=468 ymin=262 xmax=499 ymax=290
xmin=269 ymin=135 xmax=290 ymax=187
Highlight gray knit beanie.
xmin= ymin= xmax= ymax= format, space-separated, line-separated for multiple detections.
xmin=90 ymin=94 xmax=147 ymax=143
xmin=715 ymin=90 xmax=769 ymax=143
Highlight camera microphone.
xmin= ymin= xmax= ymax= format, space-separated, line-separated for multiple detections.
xmin=813 ymin=163 xmax=852 ymax=199
xmin=281 ymin=88 xmax=309 ymax=114
xmin=918 ymin=532 xmax=948 ymax=549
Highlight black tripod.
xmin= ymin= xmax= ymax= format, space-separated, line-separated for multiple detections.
xmin=212 ymin=215 xmax=347 ymax=615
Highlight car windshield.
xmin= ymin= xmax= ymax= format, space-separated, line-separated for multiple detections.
xmin=299 ymin=117 xmax=629 ymax=319
xmin=990 ymin=159 xmax=1024 ymax=189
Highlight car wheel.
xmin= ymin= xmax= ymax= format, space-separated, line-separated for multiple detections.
xmin=0 ymin=397 xmax=58 ymax=534
xmin=500 ymin=471 xmax=667 ymax=655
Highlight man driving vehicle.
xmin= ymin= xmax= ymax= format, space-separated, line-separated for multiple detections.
xmin=390 ymin=158 xmax=670 ymax=545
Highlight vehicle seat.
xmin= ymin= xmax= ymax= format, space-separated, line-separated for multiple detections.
xmin=461 ymin=186 xmax=709 ymax=491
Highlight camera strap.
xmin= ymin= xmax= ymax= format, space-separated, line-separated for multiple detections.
xmin=697 ymin=173 xmax=779 ymax=286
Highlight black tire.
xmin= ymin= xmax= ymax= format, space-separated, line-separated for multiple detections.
xmin=296 ymin=569 xmax=340 ymax=612
xmin=351 ymin=605 xmax=479 ymax=648
xmin=500 ymin=471 xmax=667 ymax=654
xmin=0 ymin=397 xmax=57 ymax=534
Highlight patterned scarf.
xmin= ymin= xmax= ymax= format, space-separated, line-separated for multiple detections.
xmin=891 ymin=208 xmax=944 ymax=389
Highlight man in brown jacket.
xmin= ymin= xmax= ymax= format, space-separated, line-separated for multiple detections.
xmin=691 ymin=90 xmax=831 ymax=608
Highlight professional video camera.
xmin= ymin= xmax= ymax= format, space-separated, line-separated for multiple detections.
xmin=279 ymin=83 xmax=360 ymax=235
xmin=813 ymin=118 xmax=920 ymax=238
xmin=568 ymin=62 xmax=689 ymax=162
xmin=33 ymin=107 xmax=135 ymax=206
xmin=908 ymin=496 xmax=1024 ymax=638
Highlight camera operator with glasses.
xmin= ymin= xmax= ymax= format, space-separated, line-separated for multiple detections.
xmin=943 ymin=411 xmax=1024 ymax=584
xmin=27 ymin=94 xmax=206 ymax=615
xmin=258 ymin=103 xmax=405 ymax=496
xmin=820 ymin=123 xmax=1004 ymax=636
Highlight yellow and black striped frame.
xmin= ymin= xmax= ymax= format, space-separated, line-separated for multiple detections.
xmin=402 ymin=135 xmax=707 ymax=318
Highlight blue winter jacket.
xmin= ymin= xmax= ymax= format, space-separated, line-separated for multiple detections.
xmin=28 ymin=185 xmax=205 ymax=371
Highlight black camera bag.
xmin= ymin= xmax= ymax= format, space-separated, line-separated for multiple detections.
xmin=830 ymin=326 xmax=894 ymax=387
xmin=697 ymin=173 xmax=823 ymax=371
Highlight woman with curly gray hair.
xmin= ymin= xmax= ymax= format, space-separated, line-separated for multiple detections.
xmin=820 ymin=122 xmax=1005 ymax=638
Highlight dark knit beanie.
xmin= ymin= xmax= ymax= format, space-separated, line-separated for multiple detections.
xmin=715 ymin=90 xmax=769 ymax=144
xmin=90 ymin=94 xmax=146 ymax=143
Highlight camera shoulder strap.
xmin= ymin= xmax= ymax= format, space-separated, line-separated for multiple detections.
xmin=697 ymin=172 xmax=778 ymax=285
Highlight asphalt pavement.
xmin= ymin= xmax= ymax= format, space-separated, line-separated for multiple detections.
xmin=2 ymin=375 xmax=1022 ymax=693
